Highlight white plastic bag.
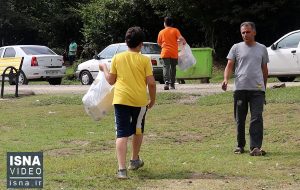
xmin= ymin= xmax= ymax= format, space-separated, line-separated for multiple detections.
xmin=82 ymin=71 xmax=114 ymax=121
xmin=178 ymin=43 xmax=196 ymax=70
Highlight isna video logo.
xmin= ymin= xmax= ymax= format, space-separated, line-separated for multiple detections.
xmin=7 ymin=152 xmax=43 ymax=188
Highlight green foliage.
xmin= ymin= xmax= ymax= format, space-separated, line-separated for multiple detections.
xmin=1 ymin=0 xmax=300 ymax=59
xmin=78 ymin=0 xmax=162 ymax=50
xmin=77 ymin=0 xmax=300 ymax=58
xmin=63 ymin=62 xmax=82 ymax=82
xmin=0 ymin=0 xmax=84 ymax=47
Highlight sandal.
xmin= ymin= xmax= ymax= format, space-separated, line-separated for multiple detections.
xmin=234 ymin=147 xmax=245 ymax=154
xmin=250 ymin=148 xmax=266 ymax=156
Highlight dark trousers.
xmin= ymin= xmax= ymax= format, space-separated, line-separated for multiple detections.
xmin=162 ymin=58 xmax=177 ymax=85
xmin=234 ymin=90 xmax=265 ymax=150
xmin=69 ymin=55 xmax=76 ymax=65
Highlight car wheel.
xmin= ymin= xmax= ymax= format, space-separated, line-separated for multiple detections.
xmin=178 ymin=79 xmax=185 ymax=84
xmin=18 ymin=71 xmax=29 ymax=85
xmin=9 ymin=71 xmax=28 ymax=85
xmin=277 ymin=77 xmax=296 ymax=82
xmin=48 ymin=78 xmax=62 ymax=85
xmin=80 ymin=71 xmax=93 ymax=85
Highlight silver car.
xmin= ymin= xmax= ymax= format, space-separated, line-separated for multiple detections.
xmin=76 ymin=42 xmax=164 ymax=85
xmin=0 ymin=45 xmax=66 ymax=85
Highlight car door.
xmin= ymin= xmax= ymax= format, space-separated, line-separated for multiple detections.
xmin=268 ymin=31 xmax=300 ymax=74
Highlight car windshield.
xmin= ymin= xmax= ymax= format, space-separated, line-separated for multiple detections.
xmin=116 ymin=43 xmax=161 ymax=55
xmin=141 ymin=43 xmax=161 ymax=54
xmin=21 ymin=46 xmax=56 ymax=55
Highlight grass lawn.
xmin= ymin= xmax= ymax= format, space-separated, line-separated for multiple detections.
xmin=0 ymin=87 xmax=299 ymax=189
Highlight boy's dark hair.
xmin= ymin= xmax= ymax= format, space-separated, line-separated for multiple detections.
xmin=125 ymin=26 xmax=145 ymax=48
xmin=164 ymin=17 xmax=173 ymax=27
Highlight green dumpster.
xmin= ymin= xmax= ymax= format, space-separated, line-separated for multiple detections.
xmin=176 ymin=48 xmax=213 ymax=83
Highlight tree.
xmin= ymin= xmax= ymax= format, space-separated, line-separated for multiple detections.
xmin=79 ymin=0 xmax=162 ymax=51
xmin=149 ymin=0 xmax=300 ymax=59
xmin=2 ymin=0 xmax=300 ymax=61
xmin=0 ymin=0 xmax=85 ymax=50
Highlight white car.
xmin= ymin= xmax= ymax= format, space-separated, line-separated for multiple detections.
xmin=267 ymin=30 xmax=300 ymax=82
xmin=0 ymin=45 xmax=66 ymax=85
xmin=75 ymin=42 xmax=164 ymax=85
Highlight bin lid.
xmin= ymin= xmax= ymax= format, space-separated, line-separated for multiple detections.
xmin=191 ymin=47 xmax=213 ymax=51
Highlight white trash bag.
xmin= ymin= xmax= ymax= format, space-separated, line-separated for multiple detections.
xmin=178 ymin=43 xmax=196 ymax=71
xmin=82 ymin=70 xmax=114 ymax=121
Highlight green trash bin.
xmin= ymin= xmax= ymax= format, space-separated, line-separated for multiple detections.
xmin=176 ymin=48 xmax=213 ymax=83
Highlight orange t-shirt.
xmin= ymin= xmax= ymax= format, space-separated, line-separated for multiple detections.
xmin=157 ymin=27 xmax=181 ymax=59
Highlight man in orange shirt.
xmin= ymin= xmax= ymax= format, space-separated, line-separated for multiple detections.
xmin=157 ymin=16 xmax=186 ymax=90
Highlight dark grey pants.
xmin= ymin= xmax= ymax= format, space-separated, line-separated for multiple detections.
xmin=162 ymin=58 xmax=177 ymax=85
xmin=234 ymin=90 xmax=265 ymax=150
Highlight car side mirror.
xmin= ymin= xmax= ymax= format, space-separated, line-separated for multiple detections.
xmin=94 ymin=55 xmax=100 ymax=60
xmin=271 ymin=43 xmax=277 ymax=50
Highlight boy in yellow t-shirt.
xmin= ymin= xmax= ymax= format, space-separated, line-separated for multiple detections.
xmin=99 ymin=27 xmax=156 ymax=179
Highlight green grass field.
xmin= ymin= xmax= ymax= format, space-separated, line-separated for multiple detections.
xmin=0 ymin=87 xmax=299 ymax=189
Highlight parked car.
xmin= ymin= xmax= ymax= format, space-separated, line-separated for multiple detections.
xmin=0 ymin=45 xmax=66 ymax=85
xmin=75 ymin=42 xmax=164 ymax=85
xmin=267 ymin=30 xmax=300 ymax=82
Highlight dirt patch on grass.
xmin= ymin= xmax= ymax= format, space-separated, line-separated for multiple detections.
xmin=171 ymin=133 xmax=204 ymax=144
xmin=45 ymin=147 xmax=77 ymax=156
xmin=145 ymin=132 xmax=204 ymax=145
xmin=44 ymin=140 xmax=115 ymax=156
xmin=189 ymin=172 xmax=225 ymax=179
xmin=61 ymin=140 xmax=90 ymax=146
xmin=0 ymin=125 xmax=12 ymax=131
xmin=177 ymin=95 xmax=200 ymax=104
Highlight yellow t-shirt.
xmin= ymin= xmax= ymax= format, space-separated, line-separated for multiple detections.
xmin=110 ymin=51 xmax=153 ymax=107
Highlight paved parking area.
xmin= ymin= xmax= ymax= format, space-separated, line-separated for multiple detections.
xmin=2 ymin=82 xmax=300 ymax=97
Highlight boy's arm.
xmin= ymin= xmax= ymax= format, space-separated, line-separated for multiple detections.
xmin=178 ymin=35 xmax=186 ymax=45
xmin=99 ymin=63 xmax=116 ymax=85
xmin=157 ymin=33 xmax=162 ymax=46
xmin=146 ymin=75 xmax=156 ymax=109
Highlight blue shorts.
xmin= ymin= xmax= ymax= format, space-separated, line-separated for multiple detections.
xmin=114 ymin=104 xmax=147 ymax=138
